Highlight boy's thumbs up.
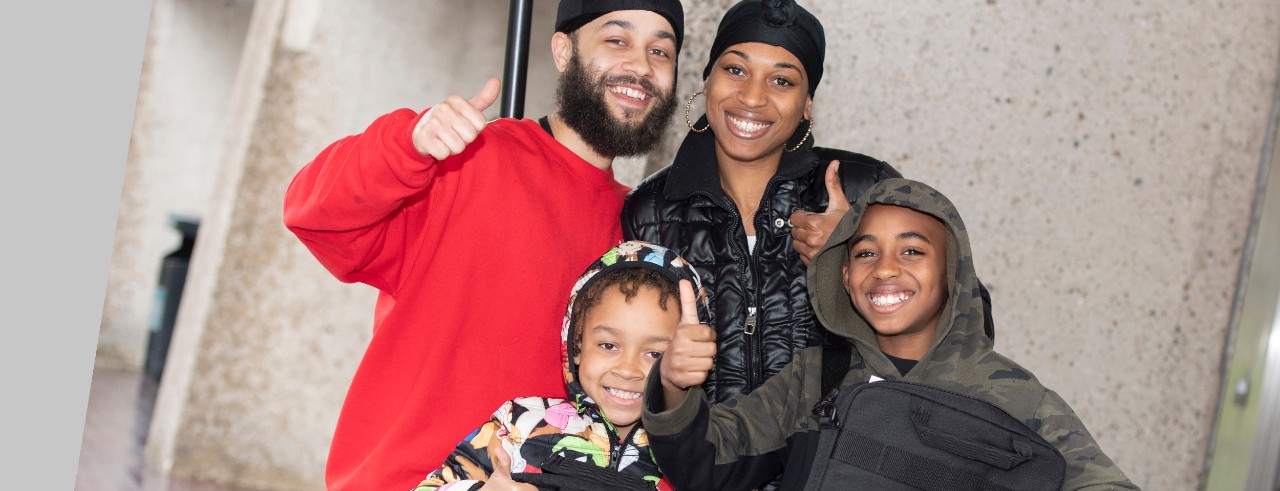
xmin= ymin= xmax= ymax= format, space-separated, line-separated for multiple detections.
xmin=789 ymin=160 xmax=849 ymax=266
xmin=822 ymin=160 xmax=850 ymax=211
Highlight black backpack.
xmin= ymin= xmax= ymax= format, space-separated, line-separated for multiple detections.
xmin=804 ymin=338 xmax=1066 ymax=490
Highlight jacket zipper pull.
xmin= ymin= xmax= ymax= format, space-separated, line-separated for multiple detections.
xmin=744 ymin=307 xmax=757 ymax=335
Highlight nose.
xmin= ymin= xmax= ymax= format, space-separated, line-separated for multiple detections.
xmin=620 ymin=46 xmax=654 ymax=79
xmin=612 ymin=354 xmax=645 ymax=380
xmin=736 ymin=76 xmax=768 ymax=108
xmin=873 ymin=256 xmax=900 ymax=280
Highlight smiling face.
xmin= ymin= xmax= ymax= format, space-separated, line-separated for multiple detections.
xmin=552 ymin=10 xmax=679 ymax=157
xmin=703 ymin=42 xmax=812 ymax=169
xmin=843 ymin=204 xmax=949 ymax=360
xmin=573 ymin=284 xmax=679 ymax=437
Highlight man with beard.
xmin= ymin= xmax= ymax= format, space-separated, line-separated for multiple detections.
xmin=281 ymin=2 xmax=683 ymax=490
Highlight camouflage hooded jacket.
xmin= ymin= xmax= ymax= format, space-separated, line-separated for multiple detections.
xmin=641 ymin=179 xmax=1137 ymax=490
xmin=416 ymin=241 xmax=710 ymax=491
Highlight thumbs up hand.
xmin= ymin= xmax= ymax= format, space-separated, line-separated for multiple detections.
xmin=659 ymin=280 xmax=716 ymax=410
xmin=413 ymin=77 xmax=502 ymax=160
xmin=789 ymin=160 xmax=850 ymax=266
xmin=479 ymin=434 xmax=536 ymax=491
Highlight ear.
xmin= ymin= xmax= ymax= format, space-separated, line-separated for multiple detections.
xmin=552 ymin=32 xmax=573 ymax=73
xmin=804 ymin=96 xmax=814 ymax=121
xmin=842 ymin=262 xmax=854 ymax=295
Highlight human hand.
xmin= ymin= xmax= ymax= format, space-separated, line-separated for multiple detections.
xmin=659 ymin=280 xmax=716 ymax=409
xmin=789 ymin=160 xmax=848 ymax=266
xmin=412 ymin=77 xmax=501 ymax=160
xmin=479 ymin=436 xmax=537 ymax=491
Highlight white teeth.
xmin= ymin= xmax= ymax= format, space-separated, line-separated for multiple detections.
xmin=605 ymin=387 xmax=641 ymax=400
xmin=870 ymin=292 xmax=911 ymax=306
xmin=610 ymin=86 xmax=648 ymax=101
xmin=728 ymin=115 xmax=768 ymax=133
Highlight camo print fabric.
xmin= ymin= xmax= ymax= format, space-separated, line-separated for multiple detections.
xmin=812 ymin=178 xmax=1137 ymax=489
xmin=644 ymin=178 xmax=1137 ymax=490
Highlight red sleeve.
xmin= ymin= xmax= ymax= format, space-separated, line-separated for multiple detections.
xmin=282 ymin=107 xmax=437 ymax=293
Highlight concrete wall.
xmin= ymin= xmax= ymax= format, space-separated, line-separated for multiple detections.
xmin=98 ymin=0 xmax=254 ymax=369
xmin=651 ymin=2 xmax=1279 ymax=490
xmin=113 ymin=0 xmax=1280 ymax=490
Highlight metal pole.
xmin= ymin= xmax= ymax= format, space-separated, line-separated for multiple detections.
xmin=500 ymin=0 xmax=534 ymax=119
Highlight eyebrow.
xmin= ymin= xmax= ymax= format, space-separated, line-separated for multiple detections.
xmin=850 ymin=231 xmax=933 ymax=245
xmin=599 ymin=19 xmax=677 ymax=43
xmin=591 ymin=325 xmax=673 ymax=344
xmin=724 ymin=49 xmax=802 ymax=73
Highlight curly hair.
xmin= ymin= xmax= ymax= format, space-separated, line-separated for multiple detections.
xmin=571 ymin=267 xmax=679 ymax=349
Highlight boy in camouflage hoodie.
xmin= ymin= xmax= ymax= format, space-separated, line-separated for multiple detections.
xmin=415 ymin=241 xmax=709 ymax=491
xmin=642 ymin=178 xmax=1138 ymax=490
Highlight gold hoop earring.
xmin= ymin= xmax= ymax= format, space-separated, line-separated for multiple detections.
xmin=785 ymin=117 xmax=814 ymax=152
xmin=685 ymin=91 xmax=709 ymax=133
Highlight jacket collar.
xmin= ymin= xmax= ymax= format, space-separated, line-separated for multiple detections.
xmin=662 ymin=116 xmax=821 ymax=202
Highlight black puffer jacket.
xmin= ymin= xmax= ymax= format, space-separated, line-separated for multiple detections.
xmin=622 ymin=128 xmax=902 ymax=403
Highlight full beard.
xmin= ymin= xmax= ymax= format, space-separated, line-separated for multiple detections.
xmin=555 ymin=52 xmax=678 ymax=158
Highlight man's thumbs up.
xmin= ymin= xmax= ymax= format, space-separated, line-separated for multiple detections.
xmin=413 ymin=77 xmax=502 ymax=160
xmin=789 ymin=160 xmax=850 ymax=266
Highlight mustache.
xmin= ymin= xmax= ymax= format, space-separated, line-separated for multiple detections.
xmin=599 ymin=74 xmax=665 ymax=99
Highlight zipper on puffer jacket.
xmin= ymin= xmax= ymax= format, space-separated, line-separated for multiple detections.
xmin=745 ymin=247 xmax=765 ymax=391
xmin=744 ymin=178 xmax=782 ymax=393
xmin=729 ymin=205 xmax=761 ymax=395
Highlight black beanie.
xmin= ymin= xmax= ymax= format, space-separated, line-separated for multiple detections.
xmin=702 ymin=0 xmax=825 ymax=96
xmin=556 ymin=0 xmax=686 ymax=53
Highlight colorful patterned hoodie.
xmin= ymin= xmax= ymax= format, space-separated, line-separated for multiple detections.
xmin=415 ymin=241 xmax=710 ymax=491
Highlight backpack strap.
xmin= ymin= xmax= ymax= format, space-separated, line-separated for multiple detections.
xmin=821 ymin=335 xmax=852 ymax=399
xmin=538 ymin=116 xmax=555 ymax=137
xmin=813 ymin=334 xmax=852 ymax=428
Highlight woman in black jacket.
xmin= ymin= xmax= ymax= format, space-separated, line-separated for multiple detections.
xmin=622 ymin=0 xmax=903 ymax=404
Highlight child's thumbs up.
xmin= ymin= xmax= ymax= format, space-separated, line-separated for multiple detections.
xmin=679 ymin=279 xmax=703 ymax=326
xmin=660 ymin=280 xmax=717 ymax=402
xmin=789 ymin=160 xmax=849 ymax=266
xmin=479 ymin=435 xmax=536 ymax=491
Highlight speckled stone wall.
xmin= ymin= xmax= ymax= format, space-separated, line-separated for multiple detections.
xmin=97 ymin=0 xmax=252 ymax=369
xmin=132 ymin=0 xmax=1280 ymax=489
xmin=655 ymin=2 xmax=1280 ymax=490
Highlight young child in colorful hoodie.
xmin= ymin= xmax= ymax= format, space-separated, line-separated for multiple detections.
xmin=415 ymin=241 xmax=710 ymax=491
xmin=642 ymin=178 xmax=1139 ymax=490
